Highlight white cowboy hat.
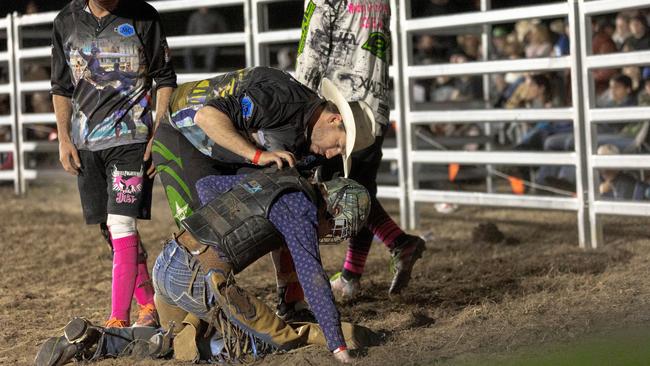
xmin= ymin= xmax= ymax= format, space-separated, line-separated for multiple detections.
xmin=319 ymin=78 xmax=376 ymax=177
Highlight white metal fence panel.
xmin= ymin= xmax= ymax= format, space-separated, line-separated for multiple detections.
xmin=12 ymin=11 xmax=58 ymax=191
xmin=0 ymin=15 xmax=18 ymax=193
xmin=578 ymin=0 xmax=650 ymax=247
xmin=396 ymin=0 xmax=593 ymax=246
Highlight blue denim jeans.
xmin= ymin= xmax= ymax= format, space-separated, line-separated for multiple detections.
xmin=152 ymin=239 xmax=214 ymax=321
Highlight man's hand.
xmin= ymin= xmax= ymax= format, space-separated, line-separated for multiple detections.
xmin=257 ymin=150 xmax=295 ymax=168
xmin=143 ymin=138 xmax=156 ymax=178
xmin=333 ymin=349 xmax=353 ymax=364
xmin=58 ymin=140 xmax=81 ymax=175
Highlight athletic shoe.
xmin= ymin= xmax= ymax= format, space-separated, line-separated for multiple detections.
xmin=104 ymin=317 xmax=129 ymax=328
xmin=330 ymin=272 xmax=361 ymax=301
xmin=34 ymin=337 xmax=81 ymax=366
xmin=133 ymin=303 xmax=159 ymax=327
xmin=64 ymin=317 xmax=100 ymax=344
xmin=388 ymin=235 xmax=426 ymax=295
xmin=35 ymin=319 xmax=101 ymax=366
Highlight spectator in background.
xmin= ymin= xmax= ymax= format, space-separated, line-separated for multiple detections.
xmin=413 ymin=34 xmax=437 ymax=65
xmin=592 ymin=29 xmax=618 ymax=96
xmin=622 ymin=65 xmax=642 ymax=93
xmin=525 ymin=23 xmax=553 ymax=58
xmin=598 ymin=144 xmax=650 ymax=201
xmin=537 ymin=74 xmax=638 ymax=189
xmin=275 ymin=47 xmax=296 ymax=71
xmin=638 ymin=73 xmax=650 ymax=105
xmin=457 ymin=34 xmax=480 ymax=60
xmin=508 ymin=74 xmax=572 ymax=151
xmin=627 ymin=15 xmax=650 ymax=50
xmin=597 ymin=74 xmax=636 ymax=108
xmin=551 ymin=19 xmax=570 ymax=57
xmin=491 ymin=26 xmax=509 ymax=60
xmin=612 ymin=13 xmax=631 ymax=49
xmin=184 ymin=7 xmax=228 ymax=72
xmin=25 ymin=0 xmax=38 ymax=14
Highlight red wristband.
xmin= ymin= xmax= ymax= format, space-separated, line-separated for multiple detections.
xmin=333 ymin=346 xmax=347 ymax=354
xmin=252 ymin=149 xmax=262 ymax=165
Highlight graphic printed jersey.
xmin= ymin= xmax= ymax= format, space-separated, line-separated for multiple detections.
xmin=51 ymin=0 xmax=176 ymax=151
xmin=166 ymin=67 xmax=324 ymax=164
xmin=295 ymin=0 xmax=391 ymax=128
xmin=195 ymin=174 xmax=346 ymax=351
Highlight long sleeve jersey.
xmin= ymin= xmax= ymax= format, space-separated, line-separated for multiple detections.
xmin=51 ymin=0 xmax=176 ymax=151
xmin=195 ymin=174 xmax=346 ymax=351
xmin=295 ymin=0 xmax=392 ymax=128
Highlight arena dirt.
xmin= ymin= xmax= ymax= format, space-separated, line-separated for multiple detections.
xmin=1 ymin=176 xmax=649 ymax=365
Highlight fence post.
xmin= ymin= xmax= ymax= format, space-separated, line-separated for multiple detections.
xmin=569 ymin=0 xmax=595 ymax=248
xmin=390 ymin=0 xmax=410 ymax=229
xmin=5 ymin=14 xmax=20 ymax=195
xmin=9 ymin=12 xmax=24 ymax=195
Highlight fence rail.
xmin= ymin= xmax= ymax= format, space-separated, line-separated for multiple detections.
xmin=2 ymin=0 xmax=648 ymax=247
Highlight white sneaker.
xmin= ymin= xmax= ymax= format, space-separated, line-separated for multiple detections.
xmin=330 ymin=272 xmax=361 ymax=301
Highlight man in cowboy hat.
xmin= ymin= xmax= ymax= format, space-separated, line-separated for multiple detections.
xmin=153 ymin=66 xmax=375 ymax=224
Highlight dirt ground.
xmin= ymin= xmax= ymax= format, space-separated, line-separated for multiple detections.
xmin=1 ymin=176 xmax=649 ymax=366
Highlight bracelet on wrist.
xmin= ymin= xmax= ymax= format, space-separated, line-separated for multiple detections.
xmin=333 ymin=346 xmax=347 ymax=354
xmin=252 ymin=149 xmax=262 ymax=165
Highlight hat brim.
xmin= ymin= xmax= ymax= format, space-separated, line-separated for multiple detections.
xmin=320 ymin=78 xmax=356 ymax=178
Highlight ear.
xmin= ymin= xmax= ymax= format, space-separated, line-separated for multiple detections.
xmin=329 ymin=113 xmax=342 ymax=125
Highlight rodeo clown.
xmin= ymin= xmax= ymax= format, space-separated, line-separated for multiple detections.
xmin=35 ymin=167 xmax=375 ymax=365
xmin=152 ymin=66 xmax=376 ymax=321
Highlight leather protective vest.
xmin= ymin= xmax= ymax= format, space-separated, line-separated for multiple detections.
xmin=181 ymin=167 xmax=317 ymax=274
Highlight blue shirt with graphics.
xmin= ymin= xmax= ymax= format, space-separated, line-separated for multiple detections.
xmin=195 ymin=174 xmax=346 ymax=352
xmin=51 ymin=0 xmax=176 ymax=151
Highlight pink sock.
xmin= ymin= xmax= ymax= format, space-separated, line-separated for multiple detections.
xmin=133 ymin=252 xmax=155 ymax=306
xmin=110 ymin=234 xmax=139 ymax=322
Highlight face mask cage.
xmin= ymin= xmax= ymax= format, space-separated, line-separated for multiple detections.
xmin=319 ymin=187 xmax=359 ymax=245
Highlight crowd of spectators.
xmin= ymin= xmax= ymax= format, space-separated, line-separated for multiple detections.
xmin=409 ymin=3 xmax=650 ymax=200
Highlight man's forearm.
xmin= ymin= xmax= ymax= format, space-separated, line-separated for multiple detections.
xmin=195 ymin=105 xmax=257 ymax=161
xmin=153 ymin=86 xmax=174 ymax=131
xmin=52 ymin=94 xmax=73 ymax=143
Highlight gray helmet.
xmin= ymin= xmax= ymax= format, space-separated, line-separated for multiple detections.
xmin=319 ymin=177 xmax=370 ymax=244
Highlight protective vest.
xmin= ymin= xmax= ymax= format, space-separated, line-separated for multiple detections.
xmin=181 ymin=167 xmax=317 ymax=273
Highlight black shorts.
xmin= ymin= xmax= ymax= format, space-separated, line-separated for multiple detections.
xmin=77 ymin=143 xmax=153 ymax=224
xmin=152 ymin=121 xmax=240 ymax=226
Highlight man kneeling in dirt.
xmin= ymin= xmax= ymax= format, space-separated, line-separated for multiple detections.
xmin=152 ymin=167 xmax=371 ymax=363
xmin=36 ymin=167 xmax=374 ymax=365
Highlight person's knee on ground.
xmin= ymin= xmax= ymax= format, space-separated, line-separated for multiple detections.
xmin=154 ymin=293 xmax=188 ymax=334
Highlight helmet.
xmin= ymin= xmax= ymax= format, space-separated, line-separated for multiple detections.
xmin=319 ymin=177 xmax=370 ymax=244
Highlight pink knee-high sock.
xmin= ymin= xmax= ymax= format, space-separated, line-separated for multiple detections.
xmin=133 ymin=246 xmax=155 ymax=306
xmin=110 ymin=234 xmax=139 ymax=322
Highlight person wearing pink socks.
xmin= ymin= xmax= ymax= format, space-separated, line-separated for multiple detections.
xmin=105 ymin=215 xmax=158 ymax=327
xmin=51 ymin=0 xmax=176 ymax=327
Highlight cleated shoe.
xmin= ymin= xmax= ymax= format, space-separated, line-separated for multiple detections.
xmin=64 ymin=317 xmax=101 ymax=345
xmin=388 ymin=235 xmax=426 ymax=295
xmin=330 ymin=272 xmax=361 ymax=301
xmin=104 ymin=317 xmax=129 ymax=328
xmin=35 ymin=337 xmax=80 ymax=366
xmin=134 ymin=303 xmax=159 ymax=327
